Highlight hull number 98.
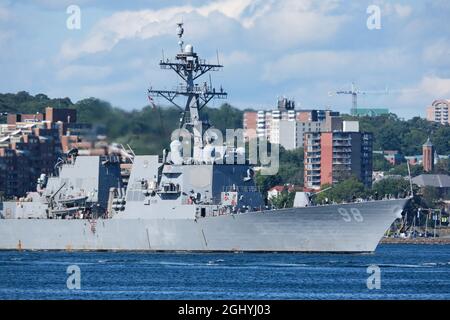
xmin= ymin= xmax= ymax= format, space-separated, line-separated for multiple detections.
xmin=338 ymin=207 xmax=364 ymax=222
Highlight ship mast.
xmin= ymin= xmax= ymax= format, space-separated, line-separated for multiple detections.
xmin=148 ymin=22 xmax=227 ymax=159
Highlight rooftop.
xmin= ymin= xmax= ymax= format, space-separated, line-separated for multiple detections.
xmin=412 ymin=174 xmax=450 ymax=188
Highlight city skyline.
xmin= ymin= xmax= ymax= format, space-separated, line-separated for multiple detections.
xmin=1 ymin=0 xmax=450 ymax=118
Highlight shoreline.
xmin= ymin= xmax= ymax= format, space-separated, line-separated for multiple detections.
xmin=381 ymin=237 xmax=450 ymax=245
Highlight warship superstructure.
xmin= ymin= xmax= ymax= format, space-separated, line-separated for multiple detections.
xmin=0 ymin=24 xmax=409 ymax=252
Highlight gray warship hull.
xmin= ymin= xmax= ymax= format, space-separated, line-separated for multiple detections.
xmin=0 ymin=199 xmax=407 ymax=252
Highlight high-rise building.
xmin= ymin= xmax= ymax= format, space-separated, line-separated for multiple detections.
xmin=304 ymin=125 xmax=373 ymax=190
xmin=422 ymin=137 xmax=434 ymax=172
xmin=279 ymin=120 xmax=323 ymax=151
xmin=243 ymin=98 xmax=341 ymax=150
xmin=242 ymin=111 xmax=258 ymax=141
xmin=426 ymin=100 xmax=450 ymax=125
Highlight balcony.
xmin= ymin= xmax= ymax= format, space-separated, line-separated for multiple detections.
xmin=306 ymin=182 xmax=321 ymax=189
xmin=305 ymin=164 xmax=321 ymax=170
xmin=307 ymin=175 xmax=321 ymax=181
xmin=332 ymin=135 xmax=351 ymax=141
xmin=333 ymin=141 xmax=352 ymax=146
xmin=333 ymin=152 xmax=351 ymax=158
xmin=306 ymin=140 xmax=321 ymax=146
xmin=333 ymin=161 xmax=351 ymax=165
xmin=333 ymin=148 xmax=352 ymax=153
xmin=306 ymin=171 xmax=321 ymax=177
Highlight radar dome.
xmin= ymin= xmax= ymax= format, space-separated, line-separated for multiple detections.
xmin=184 ymin=44 xmax=194 ymax=54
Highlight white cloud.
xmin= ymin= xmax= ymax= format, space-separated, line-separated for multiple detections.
xmin=197 ymin=0 xmax=254 ymax=19
xmin=420 ymin=76 xmax=450 ymax=97
xmin=393 ymin=4 xmax=412 ymax=18
xmin=375 ymin=1 xmax=413 ymax=18
xmin=59 ymin=0 xmax=346 ymax=60
xmin=251 ymin=0 xmax=346 ymax=45
xmin=396 ymin=76 xmax=450 ymax=108
xmin=59 ymin=0 xmax=254 ymax=60
xmin=238 ymin=0 xmax=273 ymax=28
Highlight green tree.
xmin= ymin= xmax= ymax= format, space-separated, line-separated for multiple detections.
xmin=422 ymin=186 xmax=440 ymax=208
xmin=388 ymin=163 xmax=423 ymax=177
xmin=277 ymin=147 xmax=304 ymax=186
xmin=371 ymin=177 xmax=412 ymax=198
xmin=434 ymin=159 xmax=450 ymax=175
xmin=373 ymin=153 xmax=393 ymax=171
xmin=315 ymin=177 xmax=367 ymax=203
xmin=255 ymin=146 xmax=304 ymax=196
xmin=270 ymin=190 xmax=295 ymax=209
xmin=255 ymin=172 xmax=282 ymax=197
xmin=344 ymin=113 xmax=449 ymax=156
xmin=3 ymin=91 xmax=450 ymax=159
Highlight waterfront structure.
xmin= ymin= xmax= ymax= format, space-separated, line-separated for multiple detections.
xmin=426 ymin=100 xmax=450 ymax=125
xmin=304 ymin=123 xmax=373 ymax=190
xmin=422 ymin=138 xmax=435 ymax=172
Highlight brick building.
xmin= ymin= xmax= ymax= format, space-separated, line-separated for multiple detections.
xmin=304 ymin=125 xmax=373 ymax=190
xmin=0 ymin=107 xmax=105 ymax=198
xmin=422 ymin=137 xmax=434 ymax=172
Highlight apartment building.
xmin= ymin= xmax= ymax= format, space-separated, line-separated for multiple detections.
xmin=243 ymin=98 xmax=341 ymax=150
xmin=304 ymin=122 xmax=373 ymax=190
xmin=0 ymin=107 xmax=105 ymax=198
xmin=426 ymin=100 xmax=450 ymax=125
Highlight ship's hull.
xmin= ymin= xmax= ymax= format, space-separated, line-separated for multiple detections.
xmin=0 ymin=199 xmax=407 ymax=252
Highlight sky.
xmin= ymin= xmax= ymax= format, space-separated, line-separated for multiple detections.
xmin=0 ymin=0 xmax=449 ymax=118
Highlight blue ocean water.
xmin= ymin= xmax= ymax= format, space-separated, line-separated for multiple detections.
xmin=0 ymin=244 xmax=449 ymax=300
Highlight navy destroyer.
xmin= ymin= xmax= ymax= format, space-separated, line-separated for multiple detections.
xmin=0 ymin=24 xmax=409 ymax=252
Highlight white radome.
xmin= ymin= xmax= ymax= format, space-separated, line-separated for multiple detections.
xmin=184 ymin=44 xmax=194 ymax=54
